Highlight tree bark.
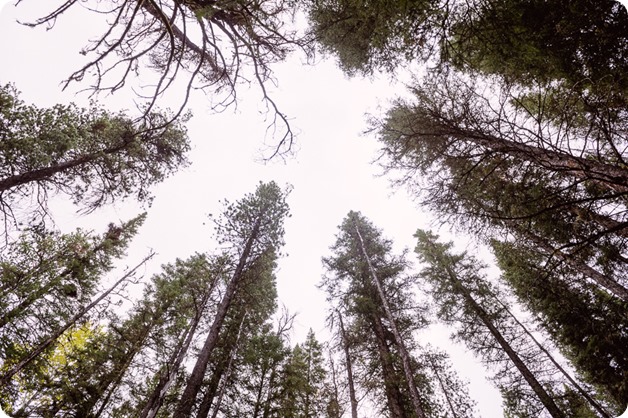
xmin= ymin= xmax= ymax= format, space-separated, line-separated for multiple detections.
xmin=173 ymin=217 xmax=261 ymax=418
xmin=355 ymin=225 xmax=427 ymax=418
xmin=370 ymin=312 xmax=407 ymax=418
xmin=0 ymin=139 xmax=132 ymax=193
xmin=337 ymin=310 xmax=359 ymax=418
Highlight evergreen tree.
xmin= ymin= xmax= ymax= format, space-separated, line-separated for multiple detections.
xmin=322 ymin=211 xmax=470 ymax=418
xmin=414 ymin=229 xmax=602 ymax=418
xmin=173 ymin=181 xmax=290 ymax=417
xmin=278 ymin=329 xmax=328 ymax=418
xmin=492 ymin=240 xmax=628 ymax=412
xmin=0 ymin=84 xmax=189 ymax=227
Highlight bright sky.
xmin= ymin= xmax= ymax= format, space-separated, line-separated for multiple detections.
xmin=6 ymin=1 xmax=622 ymax=416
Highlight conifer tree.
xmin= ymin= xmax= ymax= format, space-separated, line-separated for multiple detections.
xmin=414 ymin=229 xmax=602 ymax=418
xmin=173 ymin=181 xmax=290 ymax=417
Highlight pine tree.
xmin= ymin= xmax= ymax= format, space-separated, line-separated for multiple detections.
xmin=322 ymin=212 xmax=439 ymax=417
xmin=0 ymin=84 xmax=189 ymax=227
xmin=173 ymin=181 xmax=290 ymax=417
xmin=492 ymin=240 xmax=628 ymax=412
xmin=414 ymin=229 xmax=596 ymax=418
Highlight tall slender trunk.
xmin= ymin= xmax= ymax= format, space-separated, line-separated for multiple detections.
xmin=0 ymin=254 xmax=152 ymax=387
xmin=493 ymin=298 xmax=612 ymax=418
xmin=337 ymin=310 xmax=359 ymax=418
xmin=141 ymin=279 xmax=217 ymax=418
xmin=438 ymin=257 xmax=566 ymax=418
xmin=206 ymin=313 xmax=247 ymax=418
xmin=174 ymin=217 xmax=261 ymax=418
xmin=425 ymin=354 xmax=458 ymax=418
xmin=355 ymin=225 xmax=427 ymax=418
xmin=370 ymin=312 xmax=407 ymax=418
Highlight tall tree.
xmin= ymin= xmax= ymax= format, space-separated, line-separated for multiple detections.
xmin=278 ymin=329 xmax=328 ymax=418
xmin=414 ymin=229 xmax=600 ymax=418
xmin=322 ymin=211 xmax=441 ymax=418
xmin=139 ymin=254 xmax=228 ymax=418
xmin=173 ymin=181 xmax=290 ymax=417
xmin=0 ymin=84 xmax=189 ymax=228
xmin=492 ymin=240 xmax=628 ymax=412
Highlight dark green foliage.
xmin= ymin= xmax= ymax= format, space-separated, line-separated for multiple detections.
xmin=307 ymin=0 xmax=441 ymax=74
xmin=414 ymin=230 xmax=591 ymax=418
xmin=444 ymin=0 xmax=628 ymax=92
xmin=492 ymin=240 xmax=628 ymax=412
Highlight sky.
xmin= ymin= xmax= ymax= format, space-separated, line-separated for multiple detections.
xmin=5 ymin=1 xmax=626 ymax=417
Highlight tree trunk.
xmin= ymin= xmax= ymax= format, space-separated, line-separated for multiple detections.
xmin=207 ymin=313 xmax=247 ymax=418
xmin=141 ymin=279 xmax=216 ymax=418
xmin=355 ymin=225 xmax=427 ymax=418
xmin=337 ymin=310 xmax=359 ymax=418
xmin=173 ymin=217 xmax=261 ymax=418
xmin=426 ymin=354 xmax=458 ymax=418
xmin=0 ymin=254 xmax=152 ymax=387
xmin=493 ymin=298 xmax=612 ymax=418
xmin=438 ymin=117 xmax=628 ymax=194
xmin=370 ymin=312 xmax=407 ymax=418
xmin=0 ymin=139 xmax=132 ymax=193
xmin=438 ymin=258 xmax=566 ymax=418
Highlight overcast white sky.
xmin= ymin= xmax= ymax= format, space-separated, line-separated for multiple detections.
xmin=6 ymin=1 xmax=624 ymax=417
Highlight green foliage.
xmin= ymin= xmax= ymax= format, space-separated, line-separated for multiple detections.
xmin=0 ymin=83 xmax=190 ymax=223
xmin=279 ymin=329 xmax=328 ymax=417
xmin=492 ymin=240 xmax=628 ymax=412
xmin=307 ymin=0 xmax=440 ymax=74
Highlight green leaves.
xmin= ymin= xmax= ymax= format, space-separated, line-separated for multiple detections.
xmin=0 ymin=83 xmax=190 ymax=225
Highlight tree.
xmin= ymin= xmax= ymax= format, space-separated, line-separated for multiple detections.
xmin=173 ymin=181 xmax=290 ymax=417
xmin=139 ymin=254 xmax=228 ymax=418
xmin=414 ymin=229 xmax=602 ymax=418
xmin=23 ymin=0 xmax=310 ymax=157
xmin=0 ymin=84 xmax=189 ymax=229
xmin=492 ymin=240 xmax=628 ymax=412
xmin=443 ymin=0 xmax=628 ymax=97
xmin=322 ymin=211 xmax=444 ymax=418
xmin=0 ymin=215 xmax=145 ymax=387
xmin=278 ymin=329 xmax=328 ymax=418
xmin=0 ymin=252 xmax=153 ymax=387
xmin=306 ymin=0 xmax=443 ymax=75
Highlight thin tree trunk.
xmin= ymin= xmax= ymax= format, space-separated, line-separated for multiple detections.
xmin=426 ymin=353 xmax=458 ymax=418
xmin=0 ymin=254 xmax=153 ymax=387
xmin=141 ymin=279 xmax=217 ymax=418
xmin=337 ymin=310 xmax=359 ymax=418
xmin=355 ymin=225 xmax=427 ymax=418
xmin=174 ymin=217 xmax=261 ymax=418
xmin=438 ymin=257 xmax=566 ymax=418
xmin=207 ymin=313 xmax=247 ymax=418
xmin=439 ymin=119 xmax=628 ymax=194
xmin=370 ymin=312 xmax=407 ymax=418
xmin=0 ymin=140 xmax=132 ymax=193
xmin=493 ymin=298 xmax=612 ymax=418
